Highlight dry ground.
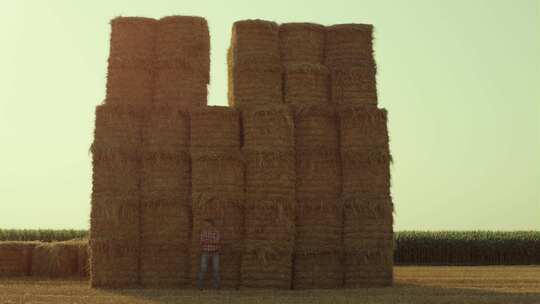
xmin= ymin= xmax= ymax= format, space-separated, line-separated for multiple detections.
xmin=0 ymin=266 xmax=539 ymax=304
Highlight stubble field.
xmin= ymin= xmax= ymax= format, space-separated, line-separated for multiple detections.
xmin=1 ymin=266 xmax=539 ymax=304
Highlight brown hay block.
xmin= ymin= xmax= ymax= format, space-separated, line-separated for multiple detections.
xmin=90 ymin=198 xmax=140 ymax=241
xmin=106 ymin=67 xmax=154 ymax=104
xmin=342 ymin=195 xmax=394 ymax=222
xmin=0 ymin=242 xmax=36 ymax=277
xmin=296 ymin=152 xmax=341 ymax=196
xmin=141 ymin=156 xmax=191 ymax=197
xmin=154 ymin=68 xmax=208 ymax=108
xmin=330 ymin=66 xmax=378 ymax=106
xmin=140 ymin=243 xmax=190 ymax=287
xmin=109 ymin=17 xmax=157 ymax=61
xmin=92 ymin=104 xmax=144 ymax=157
xmin=284 ymin=63 xmax=329 ymax=104
xmin=279 ymin=23 xmax=325 ymax=64
xmin=341 ymin=148 xmax=391 ymax=196
xmin=241 ymin=105 xmax=294 ymax=150
xmin=156 ymin=16 xmax=210 ymax=82
xmin=244 ymin=150 xmax=296 ymax=197
xmin=77 ymin=242 xmax=89 ymax=277
xmin=343 ymin=247 xmax=393 ymax=287
xmin=31 ymin=241 xmax=83 ymax=278
xmin=140 ymin=200 xmax=191 ymax=243
xmin=293 ymin=104 xmax=338 ymax=151
xmin=240 ymin=249 xmax=292 ymax=289
xmin=191 ymin=152 xmax=244 ymax=194
xmin=89 ymin=239 xmax=140 ymax=287
xmin=192 ymin=193 xmax=244 ymax=225
xmin=324 ymin=23 xmax=374 ymax=68
xmin=230 ymin=20 xmax=280 ymax=65
xmin=228 ymin=64 xmax=283 ymax=107
xmin=142 ymin=105 xmax=190 ymax=157
xmin=292 ymin=253 xmax=342 ymax=289
xmin=91 ymin=157 xmax=140 ymax=195
xmin=338 ymin=106 xmax=388 ymax=150
xmin=190 ymin=106 xmax=240 ymax=150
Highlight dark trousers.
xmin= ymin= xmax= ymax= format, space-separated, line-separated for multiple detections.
xmin=197 ymin=251 xmax=220 ymax=289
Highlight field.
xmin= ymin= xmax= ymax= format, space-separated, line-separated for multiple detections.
xmin=0 ymin=266 xmax=539 ymax=304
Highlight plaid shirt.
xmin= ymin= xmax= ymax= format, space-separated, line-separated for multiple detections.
xmin=200 ymin=229 xmax=220 ymax=252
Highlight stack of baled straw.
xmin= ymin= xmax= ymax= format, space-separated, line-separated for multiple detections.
xmin=280 ymin=23 xmax=343 ymax=289
xmin=0 ymin=242 xmax=37 ymax=277
xmin=328 ymin=25 xmax=394 ymax=287
xmin=190 ymin=107 xmax=244 ymax=289
xmin=229 ymin=20 xmax=296 ymax=289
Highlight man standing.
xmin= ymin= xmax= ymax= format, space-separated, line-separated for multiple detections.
xmin=198 ymin=218 xmax=221 ymax=290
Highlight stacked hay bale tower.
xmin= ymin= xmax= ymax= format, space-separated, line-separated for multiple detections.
xmin=189 ymin=107 xmax=244 ymax=289
xmin=90 ymin=17 xmax=156 ymax=287
xmin=326 ymin=24 xmax=394 ymax=287
xmin=139 ymin=16 xmax=209 ymax=288
xmin=229 ymin=20 xmax=296 ymax=289
xmin=280 ymin=23 xmax=344 ymax=289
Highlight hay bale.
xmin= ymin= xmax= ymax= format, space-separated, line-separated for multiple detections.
xmin=292 ymin=253 xmax=342 ymax=289
xmin=154 ymin=68 xmax=208 ymax=108
xmin=107 ymin=17 xmax=156 ymax=105
xmin=31 ymin=241 xmax=83 ymax=278
xmin=296 ymin=152 xmax=340 ymax=196
xmin=284 ymin=63 xmax=329 ymax=105
xmin=330 ymin=66 xmax=377 ymax=106
xmin=324 ymin=23 xmax=374 ymax=68
xmin=140 ymin=200 xmax=191 ymax=246
xmin=279 ymin=23 xmax=325 ymax=64
xmin=343 ymin=247 xmax=393 ymax=287
xmin=91 ymin=156 xmax=140 ymax=197
xmin=244 ymin=150 xmax=296 ymax=197
xmin=241 ymin=105 xmax=294 ymax=150
xmin=141 ymin=243 xmax=190 ymax=287
xmin=142 ymin=104 xmax=190 ymax=159
xmin=228 ymin=20 xmax=282 ymax=107
xmin=191 ymin=151 xmax=244 ymax=195
xmin=190 ymin=106 xmax=240 ymax=151
xmin=89 ymin=239 xmax=140 ymax=287
xmin=156 ymin=16 xmax=210 ymax=82
xmin=141 ymin=154 xmax=191 ymax=197
xmin=77 ymin=241 xmax=89 ymax=277
xmin=90 ymin=196 xmax=140 ymax=241
xmin=341 ymin=148 xmax=391 ymax=196
xmin=293 ymin=104 xmax=338 ymax=151
xmin=240 ymin=247 xmax=293 ymax=289
xmin=92 ymin=104 xmax=144 ymax=158
xmin=338 ymin=106 xmax=388 ymax=151
xmin=0 ymin=242 xmax=36 ymax=277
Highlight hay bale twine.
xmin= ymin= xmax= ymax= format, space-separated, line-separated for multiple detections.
xmin=330 ymin=66 xmax=378 ymax=106
xmin=31 ymin=241 xmax=81 ymax=278
xmin=293 ymin=253 xmax=343 ymax=289
xmin=241 ymin=105 xmax=294 ymax=150
xmin=324 ymin=23 xmax=374 ymax=68
xmin=89 ymin=239 xmax=140 ymax=287
xmin=190 ymin=106 xmax=240 ymax=151
xmin=284 ymin=63 xmax=329 ymax=105
xmin=279 ymin=22 xmax=325 ymax=64
xmin=338 ymin=106 xmax=389 ymax=151
xmin=0 ymin=242 xmax=36 ymax=277
xmin=156 ymin=16 xmax=210 ymax=82
xmin=142 ymin=105 xmax=190 ymax=158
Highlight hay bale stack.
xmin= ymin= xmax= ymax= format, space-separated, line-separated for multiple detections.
xmin=0 ymin=242 xmax=36 ymax=276
xmin=240 ymin=105 xmax=295 ymax=289
xmin=325 ymin=24 xmax=377 ymax=106
xmin=140 ymin=105 xmax=191 ymax=287
xmin=292 ymin=104 xmax=343 ymax=289
xmin=90 ymin=104 xmax=143 ymax=287
xmin=284 ymin=64 xmax=329 ymax=105
xmin=279 ymin=23 xmax=325 ymax=64
xmin=106 ymin=17 xmax=156 ymax=104
xmin=338 ymin=105 xmax=393 ymax=287
xmin=228 ymin=20 xmax=282 ymax=107
xmin=190 ymin=107 xmax=244 ymax=289
xmin=31 ymin=241 xmax=85 ymax=278
xmin=154 ymin=16 xmax=210 ymax=108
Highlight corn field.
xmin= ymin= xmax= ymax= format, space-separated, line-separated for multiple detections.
xmin=0 ymin=229 xmax=87 ymax=242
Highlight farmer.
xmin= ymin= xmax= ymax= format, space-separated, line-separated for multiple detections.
xmin=197 ymin=218 xmax=221 ymax=290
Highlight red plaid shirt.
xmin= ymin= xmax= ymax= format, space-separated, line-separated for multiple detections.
xmin=200 ymin=229 xmax=220 ymax=252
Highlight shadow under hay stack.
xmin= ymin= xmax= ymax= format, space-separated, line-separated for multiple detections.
xmin=140 ymin=105 xmax=191 ymax=287
xmin=228 ymin=20 xmax=283 ymax=107
xmin=190 ymin=107 xmax=244 ymax=289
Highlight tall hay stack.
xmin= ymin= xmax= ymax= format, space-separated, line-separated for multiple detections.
xmin=228 ymin=20 xmax=282 ymax=107
xmin=106 ymin=17 xmax=156 ymax=105
xmin=240 ymin=105 xmax=296 ymax=289
xmin=325 ymin=24 xmax=377 ymax=107
xmin=140 ymin=105 xmax=191 ymax=287
xmin=154 ymin=16 xmax=210 ymax=108
xmin=0 ymin=242 xmax=36 ymax=277
xmin=339 ymin=106 xmax=394 ymax=287
xmin=190 ymin=107 xmax=244 ymax=289
xmin=90 ymin=104 xmax=143 ymax=287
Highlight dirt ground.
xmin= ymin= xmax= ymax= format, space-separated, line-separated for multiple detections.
xmin=0 ymin=266 xmax=538 ymax=304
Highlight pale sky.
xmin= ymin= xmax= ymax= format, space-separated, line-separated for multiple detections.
xmin=0 ymin=0 xmax=538 ymax=230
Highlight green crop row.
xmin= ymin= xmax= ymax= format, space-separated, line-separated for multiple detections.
xmin=0 ymin=229 xmax=88 ymax=242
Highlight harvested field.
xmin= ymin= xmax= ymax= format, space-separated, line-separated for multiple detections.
xmin=1 ymin=266 xmax=538 ymax=303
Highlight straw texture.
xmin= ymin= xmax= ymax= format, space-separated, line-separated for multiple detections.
xmin=279 ymin=23 xmax=325 ymax=64
xmin=241 ymin=105 xmax=295 ymax=151
xmin=90 ymin=239 xmax=140 ymax=287
xmin=330 ymin=66 xmax=377 ymax=106
xmin=31 ymin=241 xmax=84 ymax=278
xmin=0 ymin=242 xmax=36 ymax=277
xmin=293 ymin=253 xmax=342 ymax=289
xmin=325 ymin=24 xmax=374 ymax=68
xmin=190 ymin=106 xmax=240 ymax=151
xmin=284 ymin=63 xmax=329 ymax=105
